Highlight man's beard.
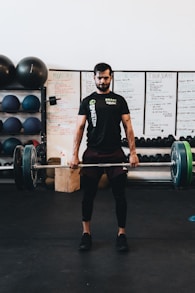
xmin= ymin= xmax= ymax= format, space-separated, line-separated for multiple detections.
xmin=96 ymin=84 xmax=110 ymax=92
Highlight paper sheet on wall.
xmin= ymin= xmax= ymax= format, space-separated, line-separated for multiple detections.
xmin=145 ymin=72 xmax=177 ymax=136
xmin=113 ymin=72 xmax=145 ymax=137
xmin=46 ymin=70 xmax=80 ymax=160
xmin=176 ymin=72 xmax=195 ymax=136
xmin=81 ymin=71 xmax=96 ymax=99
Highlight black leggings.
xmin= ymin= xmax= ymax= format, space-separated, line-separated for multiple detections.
xmin=81 ymin=173 xmax=127 ymax=228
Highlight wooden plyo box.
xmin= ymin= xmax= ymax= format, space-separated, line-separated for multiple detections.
xmin=54 ymin=168 xmax=80 ymax=193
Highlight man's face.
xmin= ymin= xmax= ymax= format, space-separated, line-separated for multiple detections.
xmin=94 ymin=69 xmax=112 ymax=93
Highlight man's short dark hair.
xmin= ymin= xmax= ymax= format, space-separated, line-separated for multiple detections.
xmin=94 ymin=63 xmax=113 ymax=75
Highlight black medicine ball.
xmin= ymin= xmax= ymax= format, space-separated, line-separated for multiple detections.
xmin=16 ymin=56 xmax=48 ymax=88
xmin=22 ymin=95 xmax=41 ymax=112
xmin=0 ymin=55 xmax=15 ymax=86
xmin=3 ymin=117 xmax=22 ymax=134
xmin=23 ymin=117 xmax=41 ymax=134
xmin=2 ymin=137 xmax=22 ymax=156
xmin=2 ymin=95 xmax=20 ymax=112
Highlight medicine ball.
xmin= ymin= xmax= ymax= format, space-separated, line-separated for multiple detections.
xmin=0 ymin=55 xmax=15 ymax=86
xmin=2 ymin=137 xmax=22 ymax=156
xmin=16 ymin=56 xmax=48 ymax=88
xmin=2 ymin=95 xmax=20 ymax=112
xmin=22 ymin=95 xmax=40 ymax=112
xmin=3 ymin=117 xmax=22 ymax=134
xmin=23 ymin=117 xmax=41 ymax=134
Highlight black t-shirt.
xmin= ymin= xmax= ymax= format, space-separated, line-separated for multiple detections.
xmin=79 ymin=91 xmax=130 ymax=151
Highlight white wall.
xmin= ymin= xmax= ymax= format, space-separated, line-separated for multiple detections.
xmin=1 ymin=0 xmax=195 ymax=71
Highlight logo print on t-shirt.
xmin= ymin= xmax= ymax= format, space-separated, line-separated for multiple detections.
xmin=105 ymin=98 xmax=117 ymax=105
xmin=89 ymin=99 xmax=97 ymax=127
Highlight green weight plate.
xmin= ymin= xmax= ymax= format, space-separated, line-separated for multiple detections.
xmin=13 ymin=145 xmax=24 ymax=190
xmin=171 ymin=141 xmax=188 ymax=187
xmin=183 ymin=141 xmax=193 ymax=185
xmin=23 ymin=145 xmax=38 ymax=190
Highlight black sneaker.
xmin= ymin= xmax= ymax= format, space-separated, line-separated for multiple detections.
xmin=116 ymin=234 xmax=129 ymax=252
xmin=79 ymin=233 xmax=92 ymax=251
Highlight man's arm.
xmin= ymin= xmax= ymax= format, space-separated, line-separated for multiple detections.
xmin=122 ymin=113 xmax=139 ymax=167
xmin=70 ymin=115 xmax=86 ymax=168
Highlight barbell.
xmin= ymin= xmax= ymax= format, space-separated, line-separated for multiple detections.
xmin=15 ymin=140 xmax=195 ymax=190
xmin=0 ymin=140 xmax=194 ymax=190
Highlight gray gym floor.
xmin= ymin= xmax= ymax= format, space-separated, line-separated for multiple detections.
xmin=1 ymin=182 xmax=195 ymax=293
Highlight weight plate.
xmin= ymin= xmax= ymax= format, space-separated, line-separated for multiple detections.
xmin=23 ymin=145 xmax=38 ymax=190
xmin=183 ymin=141 xmax=193 ymax=186
xmin=13 ymin=145 xmax=24 ymax=190
xmin=171 ymin=141 xmax=188 ymax=187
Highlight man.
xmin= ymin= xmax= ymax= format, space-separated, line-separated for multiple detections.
xmin=70 ymin=63 xmax=139 ymax=252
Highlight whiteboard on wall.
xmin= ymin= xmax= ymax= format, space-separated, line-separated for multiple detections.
xmin=113 ymin=71 xmax=145 ymax=136
xmin=144 ymin=72 xmax=177 ymax=136
xmin=46 ymin=70 xmax=80 ymax=160
xmin=176 ymin=72 xmax=195 ymax=136
xmin=81 ymin=71 xmax=96 ymax=99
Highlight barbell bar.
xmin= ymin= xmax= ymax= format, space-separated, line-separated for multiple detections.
xmin=33 ymin=162 xmax=173 ymax=169
xmin=0 ymin=166 xmax=14 ymax=170
xmin=0 ymin=160 xmax=190 ymax=170
xmin=10 ymin=140 xmax=193 ymax=190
